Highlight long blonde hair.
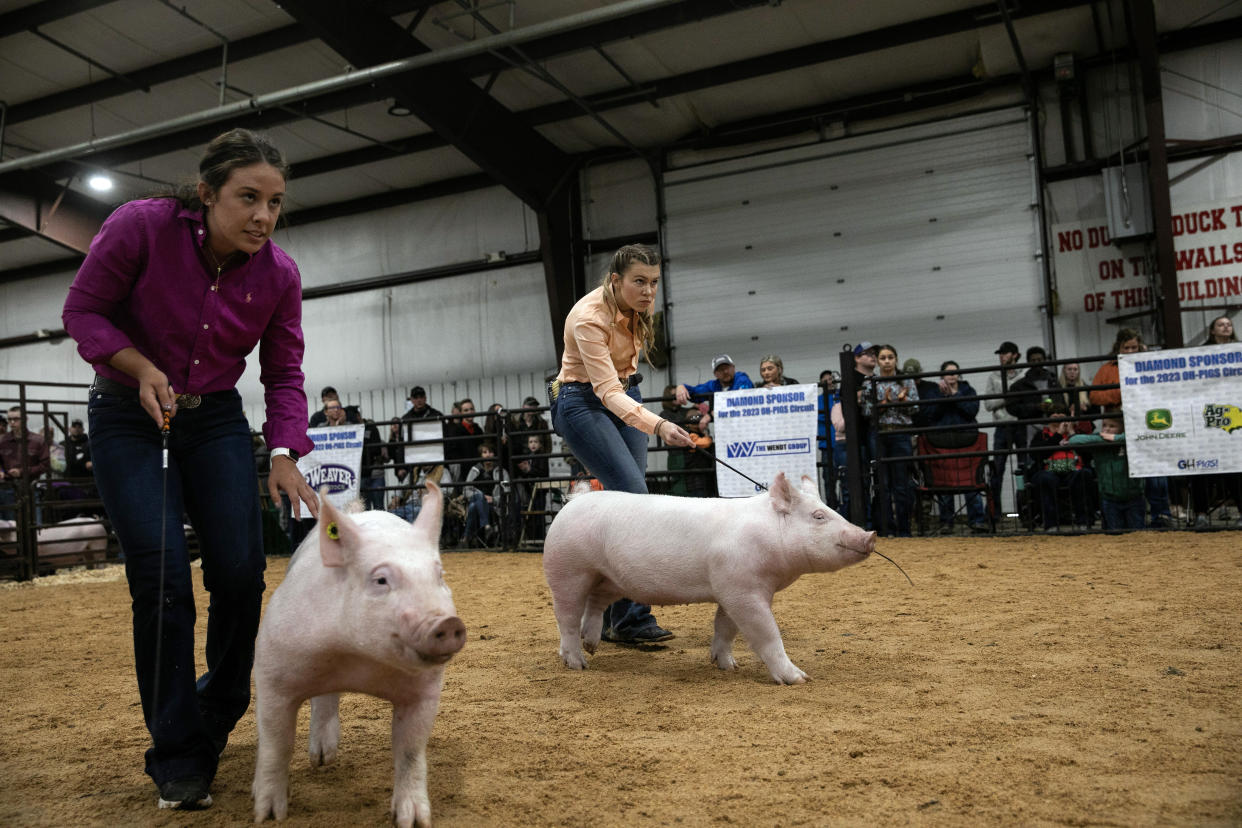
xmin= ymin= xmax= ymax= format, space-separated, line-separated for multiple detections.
xmin=599 ymin=243 xmax=660 ymax=357
xmin=1059 ymin=364 xmax=1090 ymax=413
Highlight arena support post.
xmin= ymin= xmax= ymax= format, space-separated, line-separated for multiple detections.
xmin=838 ymin=349 xmax=866 ymax=529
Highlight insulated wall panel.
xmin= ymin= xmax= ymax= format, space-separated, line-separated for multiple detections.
xmin=662 ymin=109 xmax=1047 ymax=388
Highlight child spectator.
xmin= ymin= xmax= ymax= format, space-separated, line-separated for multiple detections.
xmin=683 ymin=410 xmax=717 ymax=497
xmin=1068 ymin=415 xmax=1144 ymax=531
xmin=1028 ymin=410 xmax=1091 ymax=533
xmin=462 ymin=442 xmax=509 ymax=547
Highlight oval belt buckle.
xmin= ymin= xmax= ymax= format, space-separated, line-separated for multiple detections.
xmin=177 ymin=393 xmax=202 ymax=410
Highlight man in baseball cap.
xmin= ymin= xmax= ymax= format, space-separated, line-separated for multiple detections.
xmin=994 ymin=341 xmax=1019 ymax=357
xmin=853 ymin=341 xmax=877 ymax=357
xmin=674 ymin=353 xmax=755 ymax=405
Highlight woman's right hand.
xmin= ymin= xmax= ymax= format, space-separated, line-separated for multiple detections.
xmin=660 ymin=421 xmax=696 ymax=448
xmin=135 ymin=365 xmax=177 ymax=427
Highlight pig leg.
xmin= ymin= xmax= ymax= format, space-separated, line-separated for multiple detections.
xmin=391 ymin=694 xmax=439 ymax=828
xmin=718 ymin=596 xmax=807 ymax=685
xmin=253 ymin=692 xmax=300 ymax=822
xmin=579 ymin=589 xmax=615 ymax=655
xmin=308 ymin=693 xmax=341 ymax=766
xmin=710 ymin=605 xmax=740 ymax=671
xmin=551 ymin=577 xmax=594 ymax=669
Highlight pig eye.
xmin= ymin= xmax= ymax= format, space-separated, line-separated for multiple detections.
xmin=811 ymin=510 xmax=828 ymax=521
xmin=375 ymin=576 xmax=388 ymax=586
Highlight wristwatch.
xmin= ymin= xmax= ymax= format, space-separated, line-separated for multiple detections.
xmin=270 ymin=447 xmax=300 ymax=466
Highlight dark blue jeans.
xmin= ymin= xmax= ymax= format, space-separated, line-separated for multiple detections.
xmin=89 ymin=387 xmax=264 ymax=787
xmin=551 ymin=381 xmax=657 ymax=633
xmin=875 ymin=431 xmax=913 ymax=537
xmin=1031 ymin=468 xmax=1090 ymax=529
xmin=1101 ymin=496 xmax=1145 ymax=530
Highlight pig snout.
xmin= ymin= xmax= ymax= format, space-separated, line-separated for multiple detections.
xmin=400 ymin=612 xmax=466 ymax=663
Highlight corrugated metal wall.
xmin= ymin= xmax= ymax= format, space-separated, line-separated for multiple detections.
xmin=662 ymin=108 xmax=1048 ymax=388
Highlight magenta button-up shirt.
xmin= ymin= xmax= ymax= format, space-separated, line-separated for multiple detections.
xmin=62 ymin=198 xmax=313 ymax=456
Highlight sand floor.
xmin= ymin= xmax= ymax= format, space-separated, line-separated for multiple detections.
xmin=1 ymin=531 xmax=1240 ymax=827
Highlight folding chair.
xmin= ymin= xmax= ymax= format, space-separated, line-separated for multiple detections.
xmin=913 ymin=432 xmax=995 ymax=535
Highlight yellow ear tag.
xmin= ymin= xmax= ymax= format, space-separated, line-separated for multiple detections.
xmin=326 ymin=521 xmax=340 ymax=540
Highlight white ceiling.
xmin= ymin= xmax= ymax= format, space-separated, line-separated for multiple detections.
xmin=0 ymin=0 xmax=1238 ymax=273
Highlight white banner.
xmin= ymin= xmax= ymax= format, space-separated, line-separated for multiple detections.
xmin=296 ymin=424 xmax=364 ymax=514
xmin=1051 ymin=197 xmax=1242 ymax=314
xmin=1120 ymin=343 xmax=1242 ymax=476
xmin=711 ymin=384 xmax=819 ymax=497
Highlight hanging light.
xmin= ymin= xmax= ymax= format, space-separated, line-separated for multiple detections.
xmin=87 ymin=174 xmax=114 ymax=191
xmin=387 ymin=99 xmax=413 ymax=117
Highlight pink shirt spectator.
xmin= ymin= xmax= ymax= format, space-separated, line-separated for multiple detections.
xmin=62 ymin=198 xmax=312 ymax=456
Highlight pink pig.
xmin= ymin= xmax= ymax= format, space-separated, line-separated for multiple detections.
xmin=543 ymin=473 xmax=875 ymax=685
xmin=252 ymin=482 xmax=465 ymax=827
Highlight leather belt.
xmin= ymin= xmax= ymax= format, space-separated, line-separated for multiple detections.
xmin=91 ymin=374 xmax=203 ymax=409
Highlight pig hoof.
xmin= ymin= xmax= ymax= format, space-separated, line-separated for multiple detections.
xmin=582 ymin=639 xmax=597 ymax=655
xmin=711 ymin=654 xmax=738 ymax=671
xmin=772 ymin=667 xmax=809 ymax=685
xmin=560 ymin=650 xmax=588 ymax=670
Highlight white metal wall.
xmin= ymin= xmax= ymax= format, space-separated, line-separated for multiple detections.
xmin=662 ymin=108 xmax=1046 ymax=387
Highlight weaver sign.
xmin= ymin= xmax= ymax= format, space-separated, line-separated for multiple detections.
xmin=1052 ymin=198 xmax=1242 ymax=314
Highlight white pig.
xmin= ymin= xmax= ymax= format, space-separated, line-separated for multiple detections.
xmin=0 ymin=516 xmax=108 ymax=568
xmin=252 ymin=482 xmax=465 ymax=828
xmin=543 ymin=472 xmax=875 ymax=685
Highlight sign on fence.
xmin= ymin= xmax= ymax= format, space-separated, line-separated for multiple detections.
xmin=295 ymin=424 xmax=364 ymax=514
xmin=711 ymin=384 xmax=819 ymax=497
xmin=1120 ymin=343 xmax=1242 ymax=476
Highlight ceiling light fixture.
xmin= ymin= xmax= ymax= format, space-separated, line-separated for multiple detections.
xmin=87 ymin=174 xmax=114 ymax=191
xmin=387 ymin=100 xmax=413 ymax=117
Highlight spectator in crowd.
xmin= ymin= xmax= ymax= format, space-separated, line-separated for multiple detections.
xmin=818 ymin=370 xmax=840 ymax=507
xmin=308 ymin=386 xmax=340 ymax=427
xmin=985 ymin=341 xmax=1025 ymax=509
xmin=509 ymin=396 xmax=550 ymax=455
xmin=683 ymin=410 xmax=717 ymax=497
xmin=461 ymin=442 xmax=509 ymax=547
xmin=389 ymin=385 xmax=442 ymax=483
xmin=1204 ymin=314 xmax=1236 ymax=345
xmin=1191 ymin=316 xmax=1241 ymax=528
xmin=1 ymin=406 xmax=52 ymax=519
xmin=865 ymin=345 xmax=918 ymax=537
xmin=1006 ymin=346 xmax=1063 ymax=445
xmin=482 ymin=403 xmax=510 ymax=467
xmin=1028 ymin=409 xmax=1091 ymax=533
xmin=514 ymin=434 xmax=550 ymax=540
xmin=388 ymin=463 xmax=451 ymax=526
xmin=833 ymin=342 xmax=879 ymax=526
xmin=675 ymin=354 xmax=754 ymax=406
xmin=1067 ymin=415 xmax=1144 ymax=531
xmin=355 ymin=405 xmax=387 ymax=512
xmin=1088 ymin=329 xmax=1141 ymax=411
xmin=443 ymin=398 xmax=482 ymax=481
xmin=550 ymin=243 xmax=694 ymax=645
xmin=61 ymin=418 xmax=93 ymax=479
xmin=920 ymin=360 xmax=988 ymax=533
xmin=902 ymin=357 xmax=938 ymax=410
xmin=1058 ymin=363 xmax=1097 ymax=421
xmin=758 ymin=354 xmax=799 ymax=387
xmin=660 ymin=384 xmax=696 ymax=496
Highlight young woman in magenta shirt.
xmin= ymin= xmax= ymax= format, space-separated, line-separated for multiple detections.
xmin=62 ymin=129 xmax=316 ymax=811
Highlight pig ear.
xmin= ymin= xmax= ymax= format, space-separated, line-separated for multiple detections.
xmin=769 ymin=472 xmax=795 ymax=515
xmin=411 ymin=479 xmax=443 ymax=547
xmin=318 ymin=489 xmax=360 ymax=568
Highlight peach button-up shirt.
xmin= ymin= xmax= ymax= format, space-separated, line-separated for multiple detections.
xmin=557 ymin=286 xmax=664 ymax=435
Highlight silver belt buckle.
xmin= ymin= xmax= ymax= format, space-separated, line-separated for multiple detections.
xmin=177 ymin=393 xmax=202 ymax=410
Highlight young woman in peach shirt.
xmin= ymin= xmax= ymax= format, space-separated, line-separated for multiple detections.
xmin=550 ymin=244 xmax=693 ymax=643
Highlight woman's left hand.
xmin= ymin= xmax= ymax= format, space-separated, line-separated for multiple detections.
xmin=269 ymin=455 xmax=319 ymax=520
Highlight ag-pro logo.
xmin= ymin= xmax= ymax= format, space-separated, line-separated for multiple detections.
xmin=1145 ymin=409 xmax=1172 ymax=430
xmin=1203 ymin=404 xmax=1242 ymax=434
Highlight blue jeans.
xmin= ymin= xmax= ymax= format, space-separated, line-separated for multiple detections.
xmin=89 ymin=387 xmax=264 ymax=787
xmin=389 ymin=502 xmax=421 ymax=523
xmin=875 ymin=431 xmax=913 ymax=537
xmin=937 ymin=492 xmax=986 ymax=526
xmin=1144 ymin=476 xmax=1172 ymax=523
xmin=360 ymin=475 xmax=385 ymax=511
xmin=1032 ymin=469 xmax=1089 ymax=528
xmin=1101 ymin=496 xmax=1145 ymax=530
xmin=464 ymin=490 xmax=491 ymax=540
xmin=552 ymin=381 xmax=656 ymax=633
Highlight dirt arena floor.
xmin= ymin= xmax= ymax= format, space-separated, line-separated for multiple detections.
xmin=1 ymin=531 xmax=1240 ymax=827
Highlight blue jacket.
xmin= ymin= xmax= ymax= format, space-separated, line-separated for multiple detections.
xmin=682 ymin=371 xmax=755 ymax=401
xmin=917 ymin=380 xmax=980 ymax=428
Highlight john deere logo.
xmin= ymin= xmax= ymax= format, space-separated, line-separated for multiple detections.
xmin=1146 ymin=409 xmax=1172 ymax=430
